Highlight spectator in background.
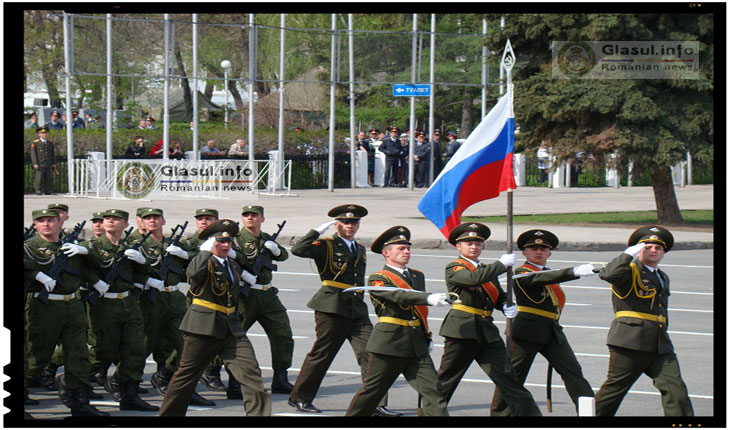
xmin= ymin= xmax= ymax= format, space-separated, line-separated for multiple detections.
xmin=24 ymin=113 xmax=39 ymax=129
xmin=365 ymin=129 xmax=379 ymax=185
xmin=84 ymin=113 xmax=93 ymax=127
xmin=87 ymin=116 xmax=104 ymax=129
xmin=431 ymin=129 xmax=443 ymax=178
xmin=71 ymin=111 xmax=85 ymax=130
xmin=170 ymin=140 xmax=185 ymax=160
xmin=149 ymin=139 xmax=165 ymax=158
xmin=398 ymin=131 xmax=409 ymax=187
xmin=146 ymin=117 xmax=158 ymax=130
xmin=138 ymin=120 xmax=148 ymax=131
xmin=413 ymin=131 xmax=430 ymax=188
xmin=380 ymin=126 xmax=402 ymax=187
xmin=443 ymin=131 xmax=461 ymax=166
xmin=228 ymin=138 xmax=248 ymax=159
xmin=125 ymin=136 xmax=147 ymax=158
xmin=45 ymin=110 xmax=65 ymax=130
xmin=201 ymin=139 xmax=226 ymax=159
xmin=537 ymin=142 xmax=550 ymax=184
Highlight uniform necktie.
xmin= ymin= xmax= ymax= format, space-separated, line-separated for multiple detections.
xmin=351 ymin=242 xmax=357 ymax=254
xmin=654 ymin=270 xmax=664 ymax=290
xmin=223 ymin=260 xmax=233 ymax=283
xmin=403 ymin=269 xmax=412 ymax=283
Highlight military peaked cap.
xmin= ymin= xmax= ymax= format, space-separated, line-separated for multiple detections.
xmin=628 ymin=225 xmax=674 ymax=252
xmin=328 ymin=204 xmax=368 ymax=221
xmin=371 ymin=225 xmax=411 ymax=254
xmin=517 ymin=229 xmax=559 ymax=250
xmin=448 ymin=222 xmax=491 ymax=246
xmin=198 ymin=219 xmax=239 ymax=241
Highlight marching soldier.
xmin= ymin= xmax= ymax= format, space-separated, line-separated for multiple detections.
xmin=230 ymin=205 xmax=295 ymax=395
xmin=23 ymin=208 xmax=108 ymax=417
xmin=90 ymin=211 xmax=106 ymax=238
xmin=85 ymin=209 xmax=159 ymax=411
xmin=490 ymin=229 xmax=596 ymax=416
xmin=595 ymin=226 xmax=694 ymax=416
xmin=159 ymin=220 xmax=271 ymax=416
xmin=29 ymin=126 xmax=57 ymax=195
xmin=345 ymin=226 xmax=450 ymax=416
xmin=288 ymin=205 xmax=398 ymax=416
xmin=436 ymin=222 xmax=542 ymax=416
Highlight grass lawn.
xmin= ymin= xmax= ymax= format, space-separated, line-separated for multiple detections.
xmin=462 ymin=210 xmax=713 ymax=227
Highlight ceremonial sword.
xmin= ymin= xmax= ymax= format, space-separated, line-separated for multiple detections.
xmin=342 ymin=286 xmax=461 ymax=304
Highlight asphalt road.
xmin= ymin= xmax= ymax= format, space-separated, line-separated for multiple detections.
xmin=22 ymin=247 xmax=715 ymax=423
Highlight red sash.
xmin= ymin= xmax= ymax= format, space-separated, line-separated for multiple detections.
xmin=453 ymin=259 xmax=500 ymax=305
xmin=373 ymin=270 xmax=429 ymax=333
xmin=521 ymin=263 xmax=566 ymax=311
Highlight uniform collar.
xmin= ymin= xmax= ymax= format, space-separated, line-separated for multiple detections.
xmin=459 ymin=255 xmax=481 ymax=267
xmin=385 ymin=264 xmax=407 ymax=275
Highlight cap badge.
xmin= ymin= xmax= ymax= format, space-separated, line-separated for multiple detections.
xmin=649 ymin=235 xmax=659 ymax=240
xmin=347 ymin=205 xmax=356 ymax=210
xmin=346 ymin=212 xmax=354 ymax=217
xmin=468 ymin=232 xmax=477 ymax=237
xmin=397 ymin=227 xmax=405 ymax=233
xmin=469 ymin=224 xmax=478 ymax=228
xmin=222 ymin=232 xmax=229 ymax=237
xmin=534 ymin=231 xmax=544 ymax=236
xmin=535 ymin=238 xmax=543 ymax=244
xmin=42 ymin=210 xmax=47 ymax=214
xmin=397 ymin=235 xmax=406 ymax=240
xmin=223 ymin=220 xmax=230 ymax=225
xmin=649 ymin=227 xmax=660 ymax=232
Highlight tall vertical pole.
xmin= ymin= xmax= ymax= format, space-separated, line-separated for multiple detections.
xmin=278 ymin=14 xmax=286 ymax=187
xmin=63 ymin=13 xmax=74 ymax=194
xmin=348 ymin=14 xmax=356 ymax=189
xmin=248 ymin=14 xmax=255 ymax=163
xmin=428 ymin=14 xmax=435 ymax=185
xmin=499 ymin=16 xmax=505 ymax=95
xmin=224 ymin=69 xmax=229 ymax=128
xmin=408 ymin=14 xmax=417 ymax=191
xmin=329 ymin=14 xmax=337 ymax=192
xmin=192 ymin=14 xmax=199 ymax=160
xmin=481 ymin=18 xmax=488 ymax=119
xmin=501 ymin=39 xmax=515 ymax=372
xmin=163 ymin=14 xmax=170 ymax=160
xmin=106 ymin=14 xmax=113 ymax=163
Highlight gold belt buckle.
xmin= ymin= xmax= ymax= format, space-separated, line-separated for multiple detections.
xmin=165 ymin=286 xmax=174 ymax=292
xmin=118 ymin=293 xmax=125 ymax=299
xmin=262 ymin=284 xmax=270 ymax=291
xmin=658 ymin=315 xmax=666 ymax=323
xmin=63 ymin=294 xmax=71 ymax=302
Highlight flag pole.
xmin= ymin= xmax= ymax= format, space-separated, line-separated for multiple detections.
xmin=501 ymin=39 xmax=516 ymax=373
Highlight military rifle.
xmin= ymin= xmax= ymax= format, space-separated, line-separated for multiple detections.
xmin=24 ymin=223 xmax=36 ymax=241
xmin=37 ymin=221 xmax=86 ymax=304
xmin=148 ymin=221 xmax=189 ymax=303
xmin=240 ymin=220 xmax=286 ymax=297
xmin=83 ymin=227 xmax=139 ymax=306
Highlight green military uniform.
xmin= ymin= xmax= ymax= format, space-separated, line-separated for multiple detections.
xmin=491 ymin=230 xmax=594 ymax=416
xmin=288 ymin=205 xmax=389 ymax=413
xmin=595 ymin=226 xmax=693 ymax=416
xmin=231 ymin=205 xmax=294 ymax=393
xmin=29 ymin=126 xmax=56 ymax=195
xmin=84 ymin=209 xmax=158 ymax=411
xmin=346 ymin=226 xmax=448 ymax=416
xmin=159 ymin=219 xmax=271 ymax=416
xmin=437 ymin=223 xmax=542 ymax=416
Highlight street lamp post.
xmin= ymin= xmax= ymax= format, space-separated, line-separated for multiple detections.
xmin=221 ymin=59 xmax=231 ymax=128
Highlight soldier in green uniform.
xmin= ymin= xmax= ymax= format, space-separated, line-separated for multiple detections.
xmin=230 ymin=205 xmax=295 ymax=394
xmin=288 ymin=205 xmax=398 ymax=416
xmin=29 ymin=126 xmax=57 ymax=195
xmin=436 ymin=222 xmax=542 ymax=416
xmin=345 ymin=226 xmax=450 ymax=416
xmin=23 ymin=208 xmax=108 ymax=416
xmin=490 ymin=229 xmax=597 ymax=416
xmin=159 ymin=219 xmax=271 ymax=416
xmin=595 ymin=226 xmax=694 ymax=416
xmin=84 ymin=209 xmax=159 ymax=411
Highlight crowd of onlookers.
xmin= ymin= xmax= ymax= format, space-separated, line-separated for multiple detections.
xmin=24 ymin=110 xmax=106 ymax=131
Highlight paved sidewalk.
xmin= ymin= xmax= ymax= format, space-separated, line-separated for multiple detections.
xmin=23 ymin=185 xmax=714 ymax=251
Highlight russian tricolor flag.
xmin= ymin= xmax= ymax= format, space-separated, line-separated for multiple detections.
xmin=418 ymin=86 xmax=516 ymax=239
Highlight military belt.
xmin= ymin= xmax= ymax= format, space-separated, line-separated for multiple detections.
xmin=451 ymin=303 xmax=493 ymax=318
xmin=517 ymin=305 xmax=560 ymax=320
xmin=249 ymin=283 xmax=271 ymax=291
xmin=34 ymin=292 xmax=78 ymax=302
xmin=322 ymin=280 xmax=360 ymax=291
xmin=379 ymin=316 xmax=421 ymax=327
xmin=163 ymin=284 xmax=182 ymax=292
xmin=192 ymin=298 xmax=236 ymax=315
xmin=102 ymin=291 xmax=130 ymax=299
xmin=615 ymin=311 xmax=666 ymax=324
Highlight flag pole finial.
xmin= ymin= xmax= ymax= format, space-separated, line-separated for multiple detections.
xmin=501 ymin=39 xmax=515 ymax=86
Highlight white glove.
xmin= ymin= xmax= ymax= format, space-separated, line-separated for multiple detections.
xmin=124 ymin=249 xmax=146 ymax=264
xmin=35 ymin=272 xmax=56 ymax=292
xmin=573 ymin=263 xmax=597 ymax=277
xmin=133 ymin=282 xmax=144 ymax=290
xmin=93 ymin=280 xmax=110 ymax=295
xmin=200 ymin=237 xmax=216 ymax=252
xmin=228 ymin=248 xmax=237 ymax=259
xmin=240 ymin=270 xmax=257 ymax=285
xmin=502 ymin=304 xmax=518 ymax=319
xmin=426 ymin=293 xmax=450 ymax=307
xmin=60 ymin=243 xmax=88 ymax=257
xmin=315 ymin=220 xmax=337 ymax=235
xmin=624 ymin=242 xmax=646 ymax=257
xmin=145 ymin=277 xmax=165 ymax=291
xmin=165 ymin=244 xmax=189 ymax=260
xmin=264 ymin=240 xmax=281 ymax=257
xmin=428 ymin=341 xmax=434 ymax=354
xmin=498 ymin=253 xmax=516 ymax=267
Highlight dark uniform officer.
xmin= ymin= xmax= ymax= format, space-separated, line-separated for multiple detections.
xmin=346 ymin=226 xmax=449 ymax=416
xmin=84 ymin=209 xmax=159 ymax=411
xmin=413 ymin=131 xmax=430 ymax=188
xmin=231 ymin=205 xmax=295 ymax=394
xmin=288 ymin=205 xmax=396 ymax=416
xmin=380 ymin=126 xmax=402 ymax=187
xmin=595 ymin=226 xmax=694 ymax=416
xmin=436 ymin=223 xmax=542 ymax=416
xmin=23 ymin=209 xmax=108 ymax=417
xmin=443 ymin=131 xmax=461 ymax=166
xmin=159 ymin=219 xmax=271 ymax=416
xmin=431 ymin=129 xmax=443 ymax=177
xmin=29 ymin=126 xmax=57 ymax=195
xmin=490 ymin=229 xmax=596 ymax=416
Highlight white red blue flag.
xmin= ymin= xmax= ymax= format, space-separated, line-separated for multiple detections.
xmin=418 ymin=86 xmax=516 ymax=239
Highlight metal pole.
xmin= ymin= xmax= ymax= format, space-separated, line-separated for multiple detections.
xmin=278 ymin=14 xmax=286 ymax=188
xmin=499 ymin=16 xmax=505 ymax=95
xmin=428 ymin=14 xmax=435 ymax=185
xmin=329 ymin=14 xmax=336 ymax=192
xmin=408 ymin=14 xmax=417 ymax=191
xmin=686 ymin=151 xmax=693 ymax=185
xmin=482 ymin=18 xmax=488 ymax=119
xmin=106 ymin=14 xmax=113 ymax=164
xmin=163 ymin=14 xmax=170 ymax=160
xmin=63 ymin=13 xmax=74 ymax=194
xmin=502 ymin=39 xmax=515 ymax=373
xmin=348 ymin=14 xmax=356 ymax=188
xmin=248 ymin=14 xmax=255 ymax=163
xmin=193 ymin=13 xmax=199 ymax=160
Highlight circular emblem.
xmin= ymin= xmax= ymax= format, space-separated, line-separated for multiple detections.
xmin=535 ymin=238 xmax=543 ymax=244
xmin=557 ymin=42 xmax=596 ymax=78
xmin=117 ymin=162 xmax=155 ymax=199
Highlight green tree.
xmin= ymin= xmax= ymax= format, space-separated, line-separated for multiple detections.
xmin=488 ymin=13 xmax=713 ymax=224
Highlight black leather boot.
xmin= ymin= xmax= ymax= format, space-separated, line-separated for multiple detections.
xmin=199 ymin=364 xmax=227 ymax=391
xmin=103 ymin=373 xmax=122 ymax=402
xmin=271 ymin=370 xmax=294 ymax=394
xmin=55 ymin=374 xmax=72 ymax=408
xmin=69 ymin=388 xmax=109 ymax=417
xmin=150 ymin=365 xmax=174 ymax=395
xmin=119 ymin=382 xmax=159 ymax=412
xmin=190 ymin=390 xmax=216 ymax=407
xmin=37 ymin=362 xmax=58 ymax=391
xmin=226 ymin=368 xmax=242 ymax=400
xmin=90 ymin=366 xmax=109 ymax=387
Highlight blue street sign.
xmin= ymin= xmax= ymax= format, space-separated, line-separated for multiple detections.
xmin=393 ymin=84 xmax=432 ymax=97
